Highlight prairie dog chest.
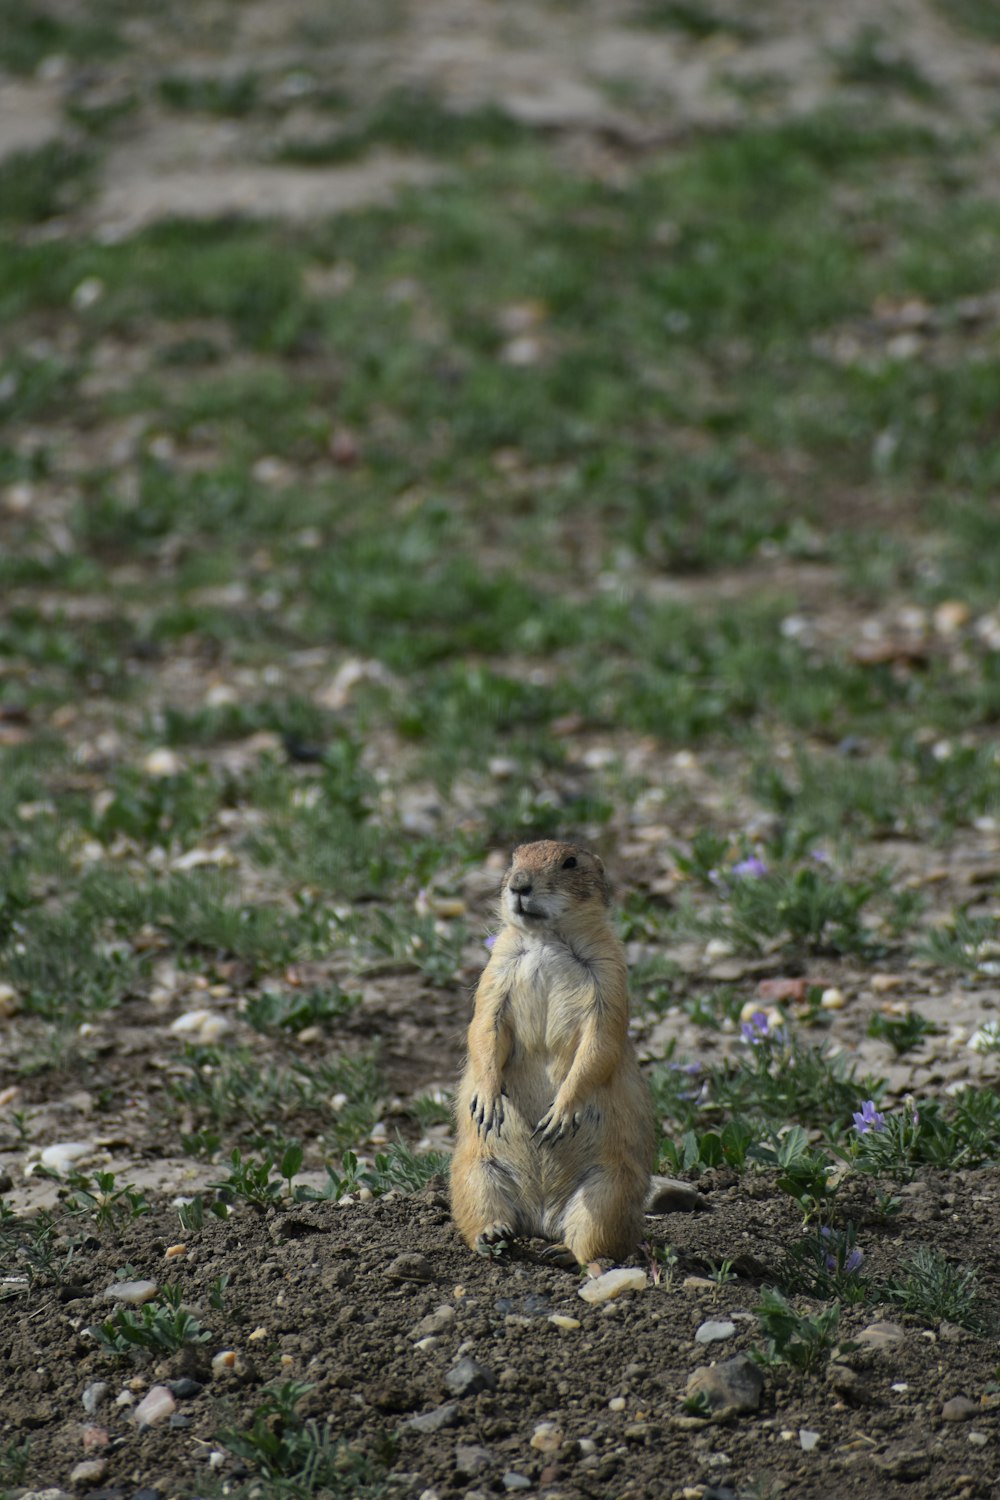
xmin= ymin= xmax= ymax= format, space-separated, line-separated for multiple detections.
xmin=500 ymin=935 xmax=594 ymax=1056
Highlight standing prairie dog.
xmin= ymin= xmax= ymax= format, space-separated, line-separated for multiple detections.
xmin=450 ymin=840 xmax=656 ymax=1266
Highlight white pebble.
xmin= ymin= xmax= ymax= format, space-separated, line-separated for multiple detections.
xmin=134 ymin=1385 xmax=175 ymax=1427
xmin=578 ymin=1268 xmax=647 ymax=1304
xmin=169 ymin=1008 xmax=230 ymax=1043
xmin=212 ymin=1350 xmax=237 ymax=1377
xmin=103 ymin=1280 xmax=158 ymax=1306
xmin=70 ymin=1459 xmax=108 ymax=1485
xmin=608 ymin=1396 xmax=626 ymax=1411
xmin=530 ymin=1422 xmax=564 ymax=1453
xmin=548 ymin=1315 xmax=580 ymax=1331
xmin=695 ymin=1319 xmax=737 ymax=1344
xmin=82 ymin=1382 xmax=109 ymax=1415
xmin=820 ymin=987 xmax=845 ymax=1010
xmin=71 ymin=277 xmax=104 ymax=312
xmin=143 ymin=748 xmax=182 ymax=777
xmin=38 ymin=1141 xmax=94 ymax=1176
xmin=799 ymin=1429 xmax=820 ymax=1451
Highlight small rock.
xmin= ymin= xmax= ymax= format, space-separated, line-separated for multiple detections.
xmin=870 ymin=1443 xmax=931 ymax=1479
xmin=683 ymin=1275 xmax=718 ymax=1291
xmin=211 ymin=1351 xmax=237 ymax=1378
xmin=856 ymin=1321 xmax=905 ymax=1350
xmin=405 ymin=1403 xmax=461 ymax=1434
xmin=820 ymin=987 xmax=845 ymax=1010
xmin=942 ymin=1397 xmax=979 ymax=1422
xmin=169 ymin=1009 xmax=230 ymax=1044
xmin=646 ymin=1176 xmax=711 ymax=1214
xmin=455 ymin=1445 xmax=492 ymax=1477
xmin=133 ymin=1385 xmax=176 ymax=1428
xmin=933 ymin=600 xmax=971 ymax=636
xmin=502 ymin=1474 xmax=532 ymax=1492
xmin=103 ymin=1280 xmax=158 ymax=1305
xmin=168 ymin=1378 xmax=203 ymax=1399
xmin=143 ymin=748 xmax=182 ymax=777
xmin=548 ymin=1314 xmax=580 ymax=1331
xmin=695 ymin=1320 xmax=736 ymax=1345
xmin=80 ymin=1426 xmax=108 ymax=1452
xmin=530 ymin=1422 xmax=564 ymax=1453
xmin=968 ymin=1431 xmax=989 ymax=1447
xmin=609 ymin=1396 xmax=626 ymax=1412
xmin=38 ymin=1141 xmax=95 ymax=1176
xmin=800 ymin=1429 xmax=820 ymax=1451
xmin=685 ymin=1354 xmax=763 ymax=1417
xmin=162 ymin=1344 xmax=211 ymax=1383
xmin=82 ymin=1382 xmax=109 ymax=1415
xmin=386 ymin=1252 xmax=436 ymax=1282
xmin=939 ymin=1320 xmax=969 ymax=1343
xmin=444 ymin=1357 xmax=495 ymax=1397
xmin=578 ymin=1268 xmax=647 ymax=1304
xmin=410 ymin=1305 xmax=455 ymax=1339
xmin=828 ymin=1364 xmax=871 ymax=1404
xmin=757 ymin=977 xmax=808 ymax=1004
xmin=69 ymin=1459 xmax=108 ymax=1487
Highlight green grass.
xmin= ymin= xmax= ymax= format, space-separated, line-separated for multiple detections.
xmin=834 ymin=26 xmax=940 ymax=100
xmin=159 ymin=72 xmax=260 ymax=117
xmin=635 ymin=1 xmax=758 ymax=41
xmin=276 ymin=89 xmax=532 ymax=165
xmin=0 ymin=144 xmax=94 ymax=225
xmin=936 ymin=0 xmax=1000 ymax=42
xmin=0 ymin=0 xmax=123 ymax=75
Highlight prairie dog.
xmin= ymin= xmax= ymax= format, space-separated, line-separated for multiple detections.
xmin=450 ymin=840 xmax=656 ymax=1266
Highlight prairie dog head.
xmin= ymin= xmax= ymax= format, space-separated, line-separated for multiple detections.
xmin=501 ymin=840 xmax=610 ymax=934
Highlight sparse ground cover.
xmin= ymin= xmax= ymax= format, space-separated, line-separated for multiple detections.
xmin=1 ymin=2 xmax=1000 ymax=1498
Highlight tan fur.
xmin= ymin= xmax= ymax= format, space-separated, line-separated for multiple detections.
xmin=450 ymin=840 xmax=656 ymax=1265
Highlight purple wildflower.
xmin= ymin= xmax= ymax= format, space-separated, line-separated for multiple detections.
xmin=821 ymin=1228 xmax=864 ymax=1275
xmin=852 ymin=1100 xmax=886 ymax=1135
xmin=809 ymin=848 xmax=832 ymax=865
xmin=740 ymin=1009 xmax=771 ymax=1045
xmin=732 ymin=855 xmax=768 ymax=880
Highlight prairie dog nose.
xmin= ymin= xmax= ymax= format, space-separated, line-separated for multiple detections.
xmin=509 ymin=870 xmax=532 ymax=895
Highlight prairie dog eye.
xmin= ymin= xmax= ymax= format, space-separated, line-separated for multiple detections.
xmin=562 ymin=856 xmax=578 ymax=869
